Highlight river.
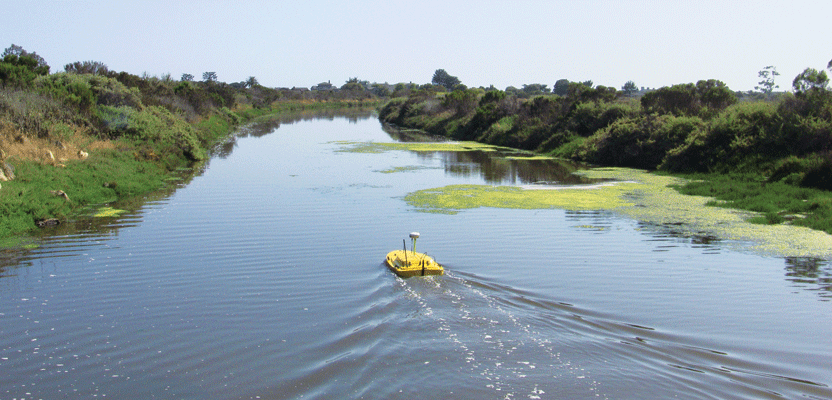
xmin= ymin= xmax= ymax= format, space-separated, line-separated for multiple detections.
xmin=1 ymin=111 xmax=830 ymax=399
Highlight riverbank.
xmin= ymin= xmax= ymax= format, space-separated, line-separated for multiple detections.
xmin=378 ymin=79 xmax=832 ymax=235
xmin=0 ymin=94 xmax=380 ymax=244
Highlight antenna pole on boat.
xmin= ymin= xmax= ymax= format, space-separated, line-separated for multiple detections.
xmin=410 ymin=232 xmax=420 ymax=254
xmin=403 ymin=239 xmax=408 ymax=265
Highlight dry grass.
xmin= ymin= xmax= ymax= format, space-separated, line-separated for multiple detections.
xmin=0 ymin=120 xmax=113 ymax=165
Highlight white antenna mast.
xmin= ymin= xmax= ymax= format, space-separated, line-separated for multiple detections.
xmin=409 ymin=232 xmax=420 ymax=253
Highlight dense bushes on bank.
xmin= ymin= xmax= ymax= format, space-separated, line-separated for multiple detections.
xmin=378 ymin=67 xmax=832 ymax=232
xmin=379 ymin=72 xmax=832 ymax=183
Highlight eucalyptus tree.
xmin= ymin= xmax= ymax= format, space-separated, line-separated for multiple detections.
xmin=755 ymin=66 xmax=780 ymax=95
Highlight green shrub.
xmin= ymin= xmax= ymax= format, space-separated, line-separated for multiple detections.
xmin=580 ymin=115 xmax=705 ymax=169
xmin=799 ymin=156 xmax=832 ymax=190
xmin=99 ymin=105 xmax=206 ymax=166
xmin=0 ymin=54 xmax=49 ymax=87
xmin=551 ymin=135 xmax=585 ymax=159
xmin=641 ymin=80 xmax=737 ymax=118
xmin=661 ymin=102 xmax=779 ymax=172
xmin=768 ymin=155 xmax=824 ymax=184
xmin=34 ymin=73 xmax=97 ymax=113
xmin=378 ymin=97 xmax=407 ymax=122
xmin=565 ymin=100 xmax=639 ymax=137
xmin=442 ymin=89 xmax=478 ymax=116
xmin=0 ymin=88 xmax=90 ymax=138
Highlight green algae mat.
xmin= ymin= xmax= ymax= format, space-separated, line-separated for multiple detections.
xmin=408 ymin=167 xmax=832 ymax=259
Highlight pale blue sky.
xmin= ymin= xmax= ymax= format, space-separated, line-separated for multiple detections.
xmin=5 ymin=0 xmax=831 ymax=91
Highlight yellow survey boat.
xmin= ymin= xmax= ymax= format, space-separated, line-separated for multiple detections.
xmin=385 ymin=232 xmax=444 ymax=278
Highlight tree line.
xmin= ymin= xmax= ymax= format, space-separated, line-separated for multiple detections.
xmin=381 ymin=63 xmax=832 ymax=186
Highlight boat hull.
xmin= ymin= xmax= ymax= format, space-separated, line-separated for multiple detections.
xmin=385 ymin=250 xmax=444 ymax=278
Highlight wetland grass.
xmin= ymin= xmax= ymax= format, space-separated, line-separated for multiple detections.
xmin=0 ymin=146 xmax=170 ymax=237
xmin=672 ymin=173 xmax=832 ymax=234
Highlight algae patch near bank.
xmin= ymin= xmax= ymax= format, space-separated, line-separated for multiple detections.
xmin=403 ymin=167 xmax=832 ymax=259
xmin=93 ymin=206 xmax=128 ymax=218
xmin=404 ymin=183 xmax=637 ymax=213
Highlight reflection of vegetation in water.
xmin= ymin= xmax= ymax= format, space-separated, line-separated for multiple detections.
xmin=216 ymin=109 xmax=378 ymax=159
xmin=784 ymin=257 xmax=832 ymax=299
xmin=336 ymin=139 xmax=598 ymax=185
xmin=404 ymin=183 xmax=636 ymax=214
xmin=334 ymin=140 xmax=503 ymax=154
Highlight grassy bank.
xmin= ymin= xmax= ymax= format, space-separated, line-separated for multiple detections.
xmin=0 ymin=100 xmax=379 ymax=242
xmin=0 ymin=50 xmax=382 ymax=241
xmin=378 ymin=71 xmax=832 ymax=234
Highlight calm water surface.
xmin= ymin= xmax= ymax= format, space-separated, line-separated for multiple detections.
xmin=1 ymin=112 xmax=831 ymax=399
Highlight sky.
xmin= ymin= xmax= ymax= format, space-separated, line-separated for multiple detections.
xmin=4 ymin=0 xmax=832 ymax=92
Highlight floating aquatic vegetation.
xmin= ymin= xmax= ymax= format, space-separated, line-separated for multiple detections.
xmin=574 ymin=225 xmax=608 ymax=231
xmin=404 ymin=166 xmax=832 ymax=259
xmin=376 ymin=165 xmax=437 ymax=174
xmin=502 ymin=155 xmax=556 ymax=160
xmin=93 ymin=206 xmax=127 ymax=218
xmin=404 ymin=183 xmax=637 ymax=214
xmin=576 ymin=168 xmax=832 ymax=258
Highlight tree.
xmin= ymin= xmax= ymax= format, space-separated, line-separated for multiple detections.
xmin=181 ymin=73 xmax=194 ymax=82
xmin=695 ymin=79 xmax=737 ymax=110
xmin=202 ymin=71 xmax=218 ymax=82
xmin=341 ymin=77 xmax=365 ymax=92
xmin=792 ymin=68 xmax=829 ymax=93
xmin=622 ymin=81 xmax=638 ymax=96
xmin=64 ymin=60 xmax=109 ymax=75
xmin=553 ymin=79 xmax=569 ymax=96
xmin=0 ymin=52 xmax=50 ymax=86
xmin=432 ymin=69 xmax=461 ymax=90
xmin=521 ymin=83 xmax=550 ymax=96
xmin=777 ymin=67 xmax=832 ymax=120
xmin=2 ymin=44 xmax=48 ymax=69
xmin=246 ymin=76 xmax=259 ymax=88
xmin=755 ymin=66 xmax=780 ymax=95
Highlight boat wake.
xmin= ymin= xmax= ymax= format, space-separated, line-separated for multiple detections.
xmin=394 ymin=269 xmax=605 ymax=399
xmin=391 ymin=269 xmax=832 ymax=400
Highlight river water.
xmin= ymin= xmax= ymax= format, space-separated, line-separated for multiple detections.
xmin=1 ymin=111 xmax=830 ymax=399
